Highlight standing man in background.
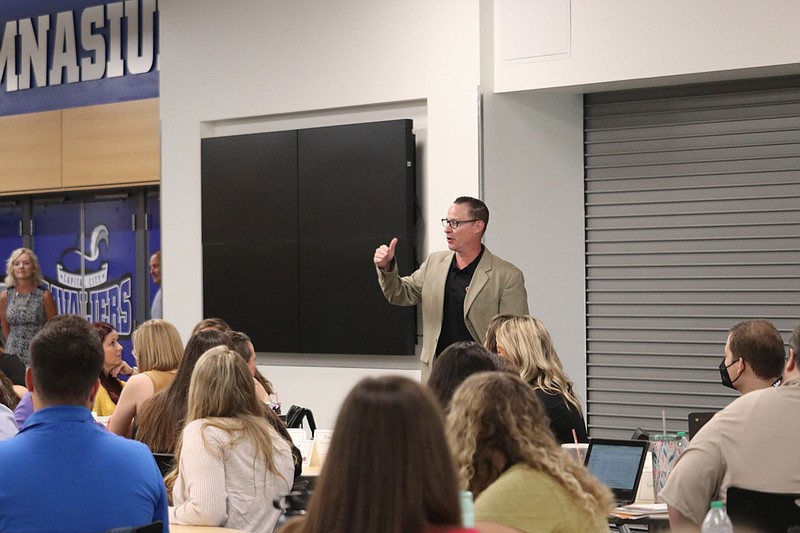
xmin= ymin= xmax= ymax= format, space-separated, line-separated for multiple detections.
xmin=374 ymin=196 xmax=528 ymax=381
xmin=149 ymin=250 xmax=162 ymax=319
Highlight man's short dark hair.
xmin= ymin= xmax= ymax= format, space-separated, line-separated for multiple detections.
xmin=29 ymin=315 xmax=103 ymax=406
xmin=728 ymin=320 xmax=785 ymax=381
xmin=454 ymin=196 xmax=489 ymax=234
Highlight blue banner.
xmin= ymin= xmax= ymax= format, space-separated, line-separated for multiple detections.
xmin=33 ymin=199 xmax=137 ymax=367
xmin=0 ymin=0 xmax=159 ymax=116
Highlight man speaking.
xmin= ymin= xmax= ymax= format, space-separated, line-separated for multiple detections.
xmin=374 ymin=196 xmax=529 ymax=380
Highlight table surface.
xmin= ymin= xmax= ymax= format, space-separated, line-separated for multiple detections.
xmin=170 ymin=525 xmax=248 ymax=532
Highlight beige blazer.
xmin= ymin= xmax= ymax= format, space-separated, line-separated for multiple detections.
xmin=377 ymin=247 xmax=529 ymax=369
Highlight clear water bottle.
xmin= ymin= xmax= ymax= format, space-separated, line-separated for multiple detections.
xmin=701 ymin=500 xmax=733 ymax=533
xmin=676 ymin=431 xmax=689 ymax=456
xmin=460 ymin=490 xmax=474 ymax=528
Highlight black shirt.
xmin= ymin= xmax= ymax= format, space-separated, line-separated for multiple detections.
xmin=434 ymin=246 xmax=485 ymax=356
xmin=535 ymin=389 xmax=588 ymax=444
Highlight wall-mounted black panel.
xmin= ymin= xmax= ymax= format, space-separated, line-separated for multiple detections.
xmin=298 ymin=120 xmax=415 ymax=241
xmin=298 ymin=237 xmax=416 ymax=355
xmin=201 ymin=120 xmax=416 ymax=356
xmin=201 ymin=131 xmax=298 ymax=245
xmin=202 ymin=242 xmax=299 ymax=352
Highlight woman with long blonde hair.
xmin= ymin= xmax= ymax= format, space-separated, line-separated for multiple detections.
xmin=495 ymin=315 xmax=587 ymax=443
xmin=109 ymin=319 xmax=184 ymax=436
xmin=167 ymin=346 xmax=294 ymax=533
xmin=447 ymin=372 xmax=613 ymax=533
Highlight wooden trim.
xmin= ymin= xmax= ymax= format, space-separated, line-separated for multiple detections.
xmin=0 ymin=111 xmax=62 ymax=193
xmin=63 ymin=98 xmax=160 ymax=187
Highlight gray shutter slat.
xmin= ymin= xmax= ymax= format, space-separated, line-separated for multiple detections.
xmin=584 ymin=76 xmax=800 ymax=439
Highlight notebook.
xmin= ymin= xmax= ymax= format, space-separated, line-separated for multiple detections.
xmin=583 ymin=438 xmax=650 ymax=505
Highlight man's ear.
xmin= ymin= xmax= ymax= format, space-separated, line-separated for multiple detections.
xmin=25 ymin=367 xmax=34 ymax=393
xmin=787 ymin=348 xmax=797 ymax=373
xmin=87 ymin=378 xmax=101 ymax=406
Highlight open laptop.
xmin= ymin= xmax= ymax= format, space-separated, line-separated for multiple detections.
xmin=584 ymin=438 xmax=650 ymax=506
xmin=688 ymin=411 xmax=717 ymax=440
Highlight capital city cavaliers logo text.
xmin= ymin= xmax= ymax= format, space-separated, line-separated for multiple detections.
xmin=44 ymin=225 xmax=133 ymax=335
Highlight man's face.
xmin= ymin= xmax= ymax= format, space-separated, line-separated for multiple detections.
xmin=149 ymin=253 xmax=161 ymax=285
xmin=724 ymin=335 xmax=735 ymax=367
xmin=723 ymin=334 xmax=743 ymax=389
xmin=443 ymin=203 xmax=482 ymax=254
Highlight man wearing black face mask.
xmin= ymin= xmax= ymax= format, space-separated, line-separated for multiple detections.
xmin=718 ymin=320 xmax=785 ymax=394
xmin=661 ymin=322 xmax=800 ymax=532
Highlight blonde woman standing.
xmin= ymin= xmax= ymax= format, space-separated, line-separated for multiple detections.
xmin=494 ymin=315 xmax=587 ymax=443
xmin=0 ymin=248 xmax=57 ymax=369
xmin=109 ymin=319 xmax=183 ymax=436
xmin=447 ymin=372 xmax=612 ymax=533
xmin=168 ymin=346 xmax=294 ymax=532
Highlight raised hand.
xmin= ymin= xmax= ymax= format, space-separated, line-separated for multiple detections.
xmin=374 ymin=237 xmax=398 ymax=271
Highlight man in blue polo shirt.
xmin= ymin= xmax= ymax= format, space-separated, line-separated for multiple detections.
xmin=0 ymin=315 xmax=168 ymax=533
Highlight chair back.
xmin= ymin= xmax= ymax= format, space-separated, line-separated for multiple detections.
xmin=726 ymin=486 xmax=800 ymax=533
xmin=152 ymin=452 xmax=175 ymax=477
xmin=106 ymin=520 xmax=163 ymax=533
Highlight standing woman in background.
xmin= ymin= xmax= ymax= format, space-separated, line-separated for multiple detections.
xmin=494 ymin=315 xmax=587 ymax=444
xmin=0 ymin=248 xmax=57 ymax=370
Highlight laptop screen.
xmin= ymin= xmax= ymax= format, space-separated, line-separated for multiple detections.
xmin=583 ymin=438 xmax=649 ymax=505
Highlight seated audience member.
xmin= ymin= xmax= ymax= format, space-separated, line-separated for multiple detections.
xmin=91 ymin=322 xmax=137 ymax=416
xmin=0 ymin=343 xmax=26 ymax=390
xmin=191 ymin=316 xmax=231 ymax=336
xmin=428 ymin=341 xmax=501 ymax=410
xmin=168 ymin=346 xmax=295 ymax=533
xmin=281 ymin=376 xmax=476 ymax=533
xmin=0 ymin=371 xmax=20 ymax=410
xmin=447 ymin=372 xmax=613 ymax=533
xmin=661 ymin=322 xmax=800 ymax=532
xmin=0 ymin=371 xmax=19 ymax=440
xmin=12 ymin=389 xmax=31 ymax=429
xmin=225 ymin=332 xmax=301 ymax=477
xmin=135 ymin=328 xmax=230 ymax=453
xmin=719 ymin=319 xmax=785 ymax=394
xmin=483 ymin=313 xmax=516 ymax=354
xmin=495 ymin=315 xmax=588 ymax=443
xmin=109 ymin=319 xmax=184 ymax=436
xmin=0 ymin=315 xmax=167 ymax=532
xmin=197 ymin=320 xmax=277 ymax=403
xmin=228 ymin=330 xmax=274 ymax=402
xmin=0 ymin=403 xmax=16 ymax=441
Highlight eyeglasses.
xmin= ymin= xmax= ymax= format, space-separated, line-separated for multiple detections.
xmin=441 ymin=218 xmax=478 ymax=229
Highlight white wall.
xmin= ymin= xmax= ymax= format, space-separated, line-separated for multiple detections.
xmin=479 ymin=0 xmax=800 ymax=408
xmin=258 ymin=364 xmax=420 ymax=430
xmin=481 ymin=91 xmax=586 ymax=405
xmin=159 ymin=1 xmax=481 ymax=422
xmin=160 ymin=0 xmax=800 ymax=427
xmin=493 ymin=0 xmax=800 ymax=93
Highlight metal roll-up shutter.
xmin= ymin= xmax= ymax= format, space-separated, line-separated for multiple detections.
xmin=584 ymin=76 xmax=800 ymax=439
